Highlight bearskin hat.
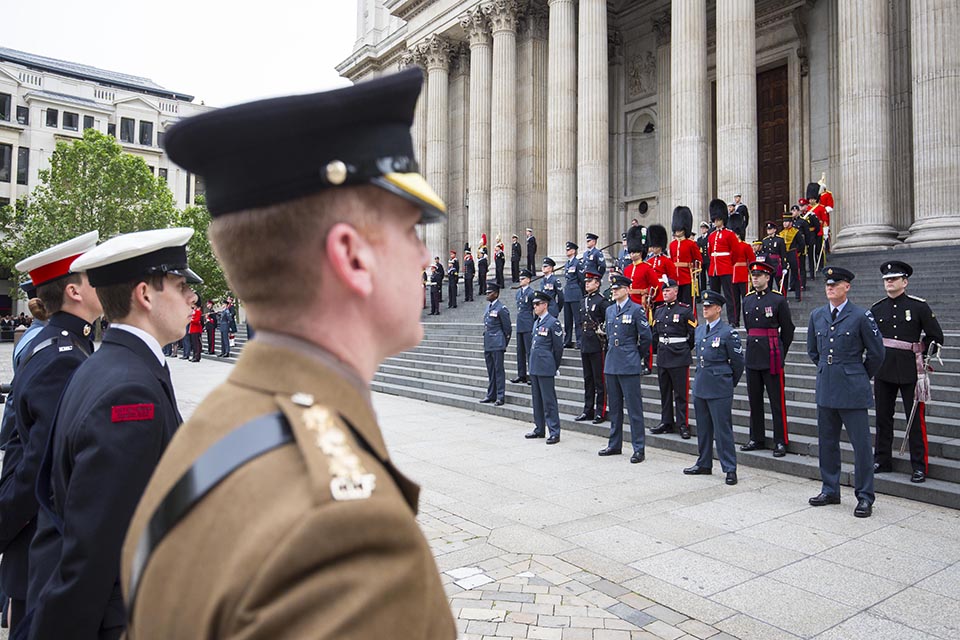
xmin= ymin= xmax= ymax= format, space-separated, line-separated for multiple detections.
xmin=626 ymin=225 xmax=645 ymax=254
xmin=806 ymin=182 xmax=821 ymax=203
xmin=709 ymin=198 xmax=728 ymax=224
xmin=671 ymin=206 xmax=693 ymax=238
xmin=648 ymin=224 xmax=668 ymax=250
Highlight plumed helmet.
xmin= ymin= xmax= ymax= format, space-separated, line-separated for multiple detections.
xmin=671 ymin=206 xmax=693 ymax=238
xmin=709 ymin=198 xmax=728 ymax=224
xmin=806 ymin=182 xmax=821 ymax=203
xmin=648 ymin=224 xmax=668 ymax=250
xmin=626 ymin=225 xmax=645 ymax=253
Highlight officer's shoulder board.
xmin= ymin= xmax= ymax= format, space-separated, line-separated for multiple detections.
xmin=746 ymin=290 xmax=758 ymax=297
xmin=872 ymin=297 xmax=887 ymax=308
xmin=907 ymin=294 xmax=927 ymax=303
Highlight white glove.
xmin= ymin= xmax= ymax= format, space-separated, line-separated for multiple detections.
xmin=823 ymin=225 xmax=830 ymax=240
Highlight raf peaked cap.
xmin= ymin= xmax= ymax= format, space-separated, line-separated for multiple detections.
xmin=532 ymin=291 xmax=551 ymax=303
xmin=566 ymin=241 xmax=579 ymax=251
xmin=519 ymin=269 xmax=533 ymax=279
xmin=16 ymin=231 xmax=99 ymax=287
xmin=822 ymin=266 xmax=855 ymax=284
xmin=163 ymin=68 xmax=445 ymax=221
xmin=485 ymin=280 xmax=501 ymax=291
xmin=610 ymin=274 xmax=631 ymax=289
xmin=542 ymin=257 xmax=556 ymax=267
xmin=702 ymin=290 xmax=726 ymax=306
xmin=585 ymin=233 xmax=599 ymax=241
xmin=71 ymin=228 xmax=202 ymax=287
xmin=880 ymin=261 xmax=912 ymax=279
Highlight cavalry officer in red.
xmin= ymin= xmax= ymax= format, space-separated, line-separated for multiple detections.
xmin=872 ymin=261 xmax=944 ymax=483
xmin=707 ymin=199 xmax=738 ymax=326
xmin=669 ymin=206 xmax=702 ymax=306
xmin=645 ymin=225 xmax=679 ymax=307
xmin=740 ymin=260 xmax=795 ymax=458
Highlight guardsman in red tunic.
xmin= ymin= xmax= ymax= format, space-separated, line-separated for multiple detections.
xmin=645 ymin=225 xmax=679 ymax=307
xmin=806 ymin=182 xmax=828 ymax=274
xmin=669 ymin=206 xmax=702 ymax=307
xmin=817 ymin=174 xmax=834 ymax=252
xmin=731 ymin=237 xmax=756 ymax=328
xmin=707 ymin=199 xmax=738 ymax=325
xmin=623 ymin=226 xmax=659 ymax=310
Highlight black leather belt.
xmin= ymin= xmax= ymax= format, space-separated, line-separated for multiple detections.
xmin=127 ymin=412 xmax=294 ymax=621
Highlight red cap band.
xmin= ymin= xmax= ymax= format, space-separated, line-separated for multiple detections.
xmin=29 ymin=253 xmax=83 ymax=286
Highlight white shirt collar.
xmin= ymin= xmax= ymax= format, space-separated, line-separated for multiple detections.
xmin=830 ymin=300 xmax=848 ymax=315
xmin=109 ymin=323 xmax=166 ymax=365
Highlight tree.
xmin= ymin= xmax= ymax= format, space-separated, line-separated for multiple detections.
xmin=0 ymin=129 xmax=179 ymax=277
xmin=177 ymin=197 xmax=230 ymax=303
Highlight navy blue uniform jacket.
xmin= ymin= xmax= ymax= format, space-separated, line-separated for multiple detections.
xmin=515 ymin=287 xmax=535 ymax=334
xmin=603 ymin=298 xmax=652 ymax=375
xmin=691 ymin=320 xmax=744 ymax=399
xmin=529 ymin=314 xmax=564 ymax=376
xmin=806 ymin=301 xmax=884 ymax=409
xmin=482 ymin=300 xmax=512 ymax=352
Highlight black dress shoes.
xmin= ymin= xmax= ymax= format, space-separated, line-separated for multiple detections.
xmin=725 ymin=471 xmax=738 ymax=485
xmin=740 ymin=440 xmax=765 ymax=452
xmin=592 ymin=415 xmax=606 ymax=424
xmin=479 ymin=398 xmax=494 ymax=404
xmin=630 ymin=451 xmax=645 ymax=464
xmin=546 ymin=435 xmax=560 ymax=445
xmin=650 ymin=423 xmax=674 ymax=434
xmin=808 ymin=492 xmax=841 ymax=507
xmin=574 ymin=412 xmax=594 ymax=422
xmin=773 ymin=443 xmax=787 ymax=458
xmin=564 ymin=342 xmax=575 ymax=349
xmin=873 ymin=462 xmax=892 ymax=473
xmin=683 ymin=465 xmax=712 ymax=475
xmin=524 ymin=431 xmax=545 ymax=439
xmin=494 ymin=399 xmax=504 ymax=406
xmin=598 ymin=447 xmax=622 ymax=456
xmin=911 ymin=470 xmax=926 ymax=483
xmin=679 ymin=426 xmax=691 ymax=440
xmin=510 ymin=376 xmax=527 ymax=384
xmin=854 ymin=499 xmax=873 ymax=518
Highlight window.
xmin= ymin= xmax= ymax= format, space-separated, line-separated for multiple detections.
xmin=83 ymin=115 xmax=94 ymax=131
xmin=0 ymin=197 xmax=9 ymax=207
xmin=185 ymin=172 xmax=192 ymax=204
xmin=147 ymin=165 xmax=155 ymax=175
xmin=63 ymin=111 xmax=79 ymax=131
xmin=0 ymin=144 xmax=11 ymax=183
xmin=17 ymin=147 xmax=28 ymax=185
xmin=16 ymin=106 xmax=29 ymax=125
xmin=107 ymin=122 xmax=116 ymax=137
xmin=157 ymin=130 xmax=165 ymax=148
xmin=120 ymin=117 xmax=135 ymax=143
xmin=139 ymin=120 xmax=153 ymax=146
xmin=195 ymin=175 xmax=206 ymax=201
xmin=0 ymin=93 xmax=10 ymax=121
xmin=46 ymin=108 xmax=58 ymax=127
xmin=158 ymin=168 xmax=168 ymax=183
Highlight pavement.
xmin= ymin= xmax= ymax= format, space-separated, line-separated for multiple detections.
xmin=2 ymin=342 xmax=959 ymax=639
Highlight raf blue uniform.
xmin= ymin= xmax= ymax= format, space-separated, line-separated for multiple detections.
xmin=562 ymin=254 xmax=584 ymax=347
xmin=582 ymin=246 xmax=606 ymax=279
xmin=690 ymin=314 xmax=744 ymax=475
xmin=807 ymin=296 xmax=884 ymax=508
xmin=481 ymin=297 xmax=512 ymax=404
xmin=528 ymin=312 xmax=564 ymax=441
xmin=540 ymin=273 xmax=563 ymax=319
xmin=513 ymin=284 xmax=535 ymax=383
xmin=602 ymin=297 xmax=652 ymax=456
xmin=27 ymin=328 xmax=182 ymax=639
xmin=218 ymin=306 xmax=233 ymax=357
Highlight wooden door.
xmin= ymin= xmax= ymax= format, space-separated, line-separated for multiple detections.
xmin=756 ymin=66 xmax=789 ymax=225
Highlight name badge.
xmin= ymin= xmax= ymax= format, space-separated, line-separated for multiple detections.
xmin=712 ymin=336 xmax=721 ymax=348
xmin=765 ymin=306 xmax=773 ymax=318
xmin=623 ymin=315 xmax=633 ymax=324
xmin=490 ymin=310 xmax=498 ymax=317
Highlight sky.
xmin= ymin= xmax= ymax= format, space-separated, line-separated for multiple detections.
xmin=3 ymin=0 xmax=359 ymax=107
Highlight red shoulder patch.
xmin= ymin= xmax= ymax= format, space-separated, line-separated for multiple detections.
xmin=111 ymin=404 xmax=155 ymax=423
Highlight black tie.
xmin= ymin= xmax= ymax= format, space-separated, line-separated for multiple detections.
xmin=831 ymin=307 xmax=838 ymax=322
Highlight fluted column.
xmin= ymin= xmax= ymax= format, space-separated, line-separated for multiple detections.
xmin=716 ymin=0 xmax=758 ymax=240
xmin=653 ymin=12 xmax=671 ymax=213
xmin=517 ymin=5 xmax=549 ymax=248
xmin=577 ymin=0 xmax=608 ymax=242
xmin=671 ymin=0 xmax=707 ymax=217
xmin=400 ymin=50 xmax=428 ymax=239
xmin=547 ymin=0 xmax=577 ymax=260
xmin=834 ymin=0 xmax=898 ymax=249
xmin=907 ymin=0 xmax=960 ymax=245
xmin=462 ymin=8 xmax=493 ymax=252
xmin=486 ymin=0 xmax=520 ymax=248
xmin=423 ymin=35 xmax=453 ymax=257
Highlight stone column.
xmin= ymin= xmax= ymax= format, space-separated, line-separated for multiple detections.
xmin=834 ymin=0 xmax=898 ymax=249
xmin=448 ymin=45 xmax=471 ymax=254
xmin=577 ymin=0 xmax=609 ymax=242
xmin=422 ymin=35 xmax=453 ymax=257
xmin=462 ymin=8 xmax=492 ymax=253
xmin=400 ymin=50 xmax=428 ymax=239
xmin=607 ymin=29 xmax=624 ymax=242
xmin=547 ymin=0 xmax=577 ymax=260
xmin=715 ymin=0 xmax=758 ymax=240
xmin=653 ymin=11 xmax=672 ymax=213
xmin=670 ymin=0 xmax=708 ymax=217
xmin=516 ymin=5 xmax=549 ymax=245
xmin=907 ymin=0 xmax=960 ymax=245
xmin=486 ymin=0 xmax=520 ymax=249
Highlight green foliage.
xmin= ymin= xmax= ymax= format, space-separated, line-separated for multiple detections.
xmin=176 ymin=199 xmax=230 ymax=303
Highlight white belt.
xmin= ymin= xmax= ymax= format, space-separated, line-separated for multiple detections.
xmin=659 ymin=336 xmax=688 ymax=344
xmin=712 ymin=252 xmax=731 ymax=256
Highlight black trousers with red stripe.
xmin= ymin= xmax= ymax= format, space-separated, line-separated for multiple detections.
xmin=657 ymin=365 xmax=689 ymax=429
xmin=581 ymin=350 xmax=605 ymax=417
xmin=874 ymin=378 xmax=928 ymax=472
xmin=746 ymin=367 xmax=789 ymax=445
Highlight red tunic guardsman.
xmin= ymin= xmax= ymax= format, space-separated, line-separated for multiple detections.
xmin=707 ymin=199 xmax=738 ymax=326
xmin=731 ymin=238 xmax=756 ymax=328
xmin=669 ymin=206 xmax=702 ymax=307
xmin=645 ymin=224 xmax=679 ymax=306
xmin=623 ymin=226 xmax=659 ymax=309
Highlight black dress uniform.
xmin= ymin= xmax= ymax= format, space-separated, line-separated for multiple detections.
xmin=871 ymin=261 xmax=944 ymax=482
xmin=494 ymin=246 xmax=506 ymax=289
xmin=650 ymin=291 xmax=696 ymax=439
xmin=446 ymin=261 xmax=458 ymax=308
xmin=429 ymin=267 xmax=442 ymax=315
xmin=576 ymin=277 xmax=610 ymax=424
xmin=463 ymin=251 xmax=475 ymax=302
xmin=477 ymin=252 xmax=489 ymax=295
xmin=758 ymin=229 xmax=787 ymax=283
xmin=741 ymin=261 xmax=795 ymax=456
xmin=433 ymin=258 xmax=444 ymax=302
xmin=526 ymin=231 xmax=537 ymax=273
xmin=511 ymin=238 xmax=521 ymax=282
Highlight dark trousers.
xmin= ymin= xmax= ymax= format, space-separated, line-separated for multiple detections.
xmin=693 ymin=395 xmax=737 ymax=472
xmin=495 ymin=266 xmax=505 ymax=289
xmin=562 ymin=301 xmax=582 ymax=346
xmin=478 ymin=276 xmax=487 ymax=295
xmin=430 ymin=289 xmax=440 ymax=315
xmin=807 ymin=241 xmax=820 ymax=278
xmin=484 ymin=350 xmax=506 ymax=401
xmin=732 ymin=282 xmax=747 ymax=326
xmin=746 ymin=368 xmax=789 ymax=445
xmin=9 ymin=597 xmax=24 ymax=635
xmin=182 ymin=332 xmax=192 ymax=359
xmin=677 ymin=283 xmax=692 ymax=306
xmin=657 ymin=365 xmax=689 ymax=429
xmin=511 ymin=259 xmax=520 ymax=282
xmin=516 ymin=332 xmax=532 ymax=379
xmin=531 ymin=375 xmax=560 ymax=438
xmin=786 ymin=252 xmax=802 ymax=300
xmin=206 ymin=326 xmax=216 ymax=354
xmin=447 ymin=280 xmax=458 ymax=308
xmin=874 ymin=378 xmax=928 ymax=472
xmin=605 ymin=374 xmax=645 ymax=453
xmin=580 ymin=351 xmax=605 ymax=416
xmin=708 ymin=274 xmax=736 ymax=324
xmin=464 ymin=278 xmax=474 ymax=301
xmin=219 ymin=328 xmax=231 ymax=356
xmin=527 ymin=254 xmax=536 ymax=273
xmin=189 ymin=333 xmax=202 ymax=361
xmin=817 ymin=406 xmax=874 ymax=504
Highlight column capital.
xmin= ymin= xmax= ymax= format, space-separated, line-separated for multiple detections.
xmin=652 ymin=10 xmax=671 ymax=47
xmin=420 ymin=34 xmax=454 ymax=71
xmin=399 ymin=48 xmax=425 ymax=70
xmin=484 ymin=0 xmax=521 ymax=35
xmin=520 ymin=1 xmax=549 ymax=40
xmin=460 ymin=7 xmax=491 ymax=46
xmin=608 ymin=29 xmax=624 ymax=64
xmin=451 ymin=42 xmax=471 ymax=76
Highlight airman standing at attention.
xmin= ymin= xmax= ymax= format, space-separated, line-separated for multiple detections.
xmin=511 ymin=270 xmax=535 ymax=386
xmin=524 ymin=291 xmax=564 ymax=445
xmin=561 ymin=241 xmax=584 ymax=348
xmin=540 ymin=257 xmax=563 ymax=319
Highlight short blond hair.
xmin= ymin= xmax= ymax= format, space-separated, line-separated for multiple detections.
xmin=208 ymin=186 xmax=388 ymax=327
